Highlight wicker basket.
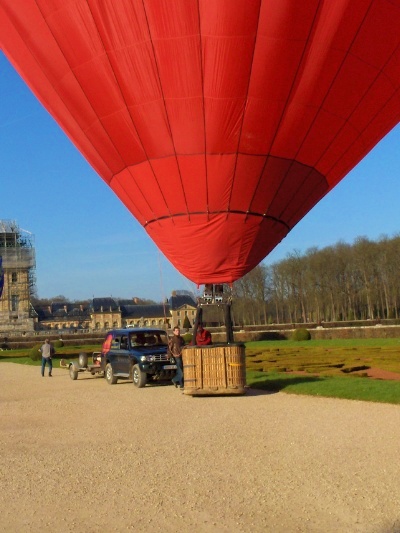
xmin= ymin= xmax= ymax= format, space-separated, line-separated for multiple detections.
xmin=182 ymin=343 xmax=246 ymax=396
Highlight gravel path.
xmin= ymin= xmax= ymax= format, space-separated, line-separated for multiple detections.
xmin=1 ymin=363 xmax=400 ymax=533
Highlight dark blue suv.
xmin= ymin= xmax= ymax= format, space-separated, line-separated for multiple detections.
xmin=101 ymin=328 xmax=176 ymax=387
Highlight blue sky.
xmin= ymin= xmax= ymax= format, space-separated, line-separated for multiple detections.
xmin=1 ymin=51 xmax=399 ymax=302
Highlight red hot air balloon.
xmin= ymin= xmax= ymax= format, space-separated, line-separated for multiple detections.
xmin=1 ymin=0 xmax=400 ymax=285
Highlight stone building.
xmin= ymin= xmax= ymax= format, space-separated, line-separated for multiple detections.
xmin=0 ymin=221 xmax=36 ymax=333
xmin=34 ymin=303 xmax=91 ymax=331
xmin=34 ymin=292 xmax=198 ymax=332
xmin=168 ymin=291 xmax=197 ymax=329
xmin=90 ymin=299 xmax=170 ymax=330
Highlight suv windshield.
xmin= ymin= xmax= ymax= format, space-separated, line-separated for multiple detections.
xmin=129 ymin=331 xmax=168 ymax=348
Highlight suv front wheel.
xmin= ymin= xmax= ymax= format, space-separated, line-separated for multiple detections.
xmin=105 ymin=363 xmax=118 ymax=385
xmin=132 ymin=364 xmax=147 ymax=388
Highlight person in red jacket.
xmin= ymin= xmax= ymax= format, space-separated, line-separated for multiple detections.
xmin=195 ymin=324 xmax=212 ymax=346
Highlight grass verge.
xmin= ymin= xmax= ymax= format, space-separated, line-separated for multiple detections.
xmin=0 ymin=345 xmax=101 ymax=367
xmin=247 ymin=370 xmax=400 ymax=404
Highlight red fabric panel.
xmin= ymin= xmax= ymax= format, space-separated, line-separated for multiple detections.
xmin=229 ymin=155 xmax=268 ymax=213
xmin=1 ymin=0 xmax=400 ymax=284
xmin=206 ymin=154 xmax=236 ymax=212
xmin=176 ymin=155 xmax=207 ymax=213
xmin=111 ymin=163 xmax=166 ymax=225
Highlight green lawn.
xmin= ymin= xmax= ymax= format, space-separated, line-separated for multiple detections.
xmin=0 ymin=345 xmax=101 ymax=367
xmin=246 ymin=371 xmax=400 ymax=404
xmin=245 ymin=338 xmax=400 ymax=404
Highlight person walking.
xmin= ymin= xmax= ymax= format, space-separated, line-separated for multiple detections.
xmin=169 ymin=326 xmax=185 ymax=389
xmin=40 ymin=338 xmax=54 ymax=377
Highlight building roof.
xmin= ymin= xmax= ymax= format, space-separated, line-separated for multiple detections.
xmin=91 ymin=297 xmax=120 ymax=312
xmin=34 ymin=303 xmax=90 ymax=320
xmin=169 ymin=294 xmax=197 ymax=310
xmin=121 ymin=304 xmax=170 ymax=319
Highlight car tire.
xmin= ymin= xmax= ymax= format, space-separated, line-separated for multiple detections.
xmin=105 ymin=363 xmax=118 ymax=385
xmin=69 ymin=362 xmax=79 ymax=380
xmin=132 ymin=364 xmax=147 ymax=388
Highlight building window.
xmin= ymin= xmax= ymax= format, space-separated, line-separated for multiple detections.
xmin=177 ymin=311 xmax=180 ymax=316
xmin=11 ymin=295 xmax=19 ymax=312
xmin=11 ymin=272 xmax=18 ymax=283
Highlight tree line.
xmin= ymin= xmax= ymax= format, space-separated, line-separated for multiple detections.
xmin=232 ymin=235 xmax=400 ymax=325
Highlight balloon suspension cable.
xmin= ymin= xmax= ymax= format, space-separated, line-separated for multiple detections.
xmin=157 ymin=251 xmax=168 ymax=326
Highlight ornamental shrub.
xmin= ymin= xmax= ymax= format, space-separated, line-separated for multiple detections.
xmin=292 ymin=328 xmax=311 ymax=341
xmin=183 ymin=316 xmax=191 ymax=330
xmin=54 ymin=339 xmax=64 ymax=348
xmin=182 ymin=333 xmax=192 ymax=344
xmin=29 ymin=344 xmax=42 ymax=361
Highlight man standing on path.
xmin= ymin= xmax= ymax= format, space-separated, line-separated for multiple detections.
xmin=40 ymin=339 xmax=54 ymax=377
xmin=169 ymin=326 xmax=185 ymax=389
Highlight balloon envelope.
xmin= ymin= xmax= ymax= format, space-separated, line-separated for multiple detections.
xmin=1 ymin=0 xmax=400 ymax=284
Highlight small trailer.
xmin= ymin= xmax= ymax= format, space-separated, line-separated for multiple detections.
xmin=60 ymin=352 xmax=105 ymax=380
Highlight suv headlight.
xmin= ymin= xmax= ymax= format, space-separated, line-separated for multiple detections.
xmin=140 ymin=355 xmax=155 ymax=362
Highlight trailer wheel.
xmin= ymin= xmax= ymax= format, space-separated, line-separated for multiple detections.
xmin=78 ymin=352 xmax=88 ymax=368
xmin=105 ymin=363 xmax=118 ymax=385
xmin=69 ymin=363 xmax=79 ymax=380
xmin=132 ymin=364 xmax=147 ymax=388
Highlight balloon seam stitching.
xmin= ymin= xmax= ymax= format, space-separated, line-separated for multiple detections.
xmin=144 ymin=211 xmax=290 ymax=230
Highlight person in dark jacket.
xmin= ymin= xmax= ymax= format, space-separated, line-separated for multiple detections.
xmin=169 ymin=326 xmax=185 ymax=389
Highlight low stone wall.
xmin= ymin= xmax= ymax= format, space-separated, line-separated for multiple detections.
xmin=211 ymin=325 xmax=400 ymax=343
xmin=1 ymin=333 xmax=105 ymax=350
xmin=3 ymin=324 xmax=400 ymax=350
xmin=310 ymin=324 xmax=400 ymax=340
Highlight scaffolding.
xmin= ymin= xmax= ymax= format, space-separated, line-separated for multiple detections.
xmin=0 ymin=220 xmax=36 ymax=331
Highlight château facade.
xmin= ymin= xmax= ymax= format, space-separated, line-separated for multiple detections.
xmin=34 ymin=292 xmax=197 ymax=332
